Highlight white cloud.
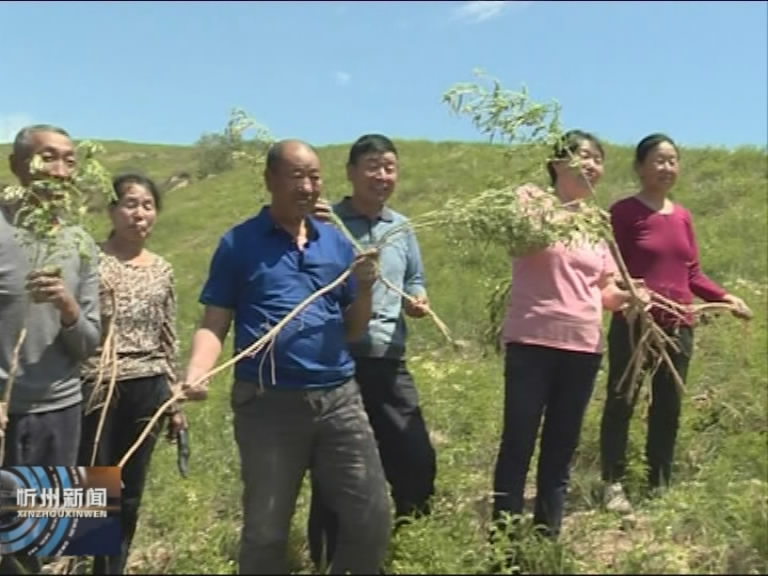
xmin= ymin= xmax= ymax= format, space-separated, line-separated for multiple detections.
xmin=453 ymin=1 xmax=531 ymax=23
xmin=0 ymin=114 xmax=34 ymax=143
xmin=335 ymin=71 xmax=351 ymax=86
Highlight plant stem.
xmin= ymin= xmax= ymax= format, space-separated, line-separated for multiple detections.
xmin=119 ymin=261 xmax=359 ymax=469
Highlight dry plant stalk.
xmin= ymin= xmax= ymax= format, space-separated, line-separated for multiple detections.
xmin=118 ymin=261 xmax=361 ymax=469
xmin=440 ymin=69 xmax=748 ymax=405
xmin=87 ymin=281 xmax=119 ymax=466
xmin=325 ymin=209 xmax=457 ymax=347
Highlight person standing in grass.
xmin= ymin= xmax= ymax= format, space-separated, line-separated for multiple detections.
xmin=599 ymin=133 xmax=753 ymax=514
xmin=180 ymin=139 xmax=391 ymax=575
xmin=76 ymin=173 xmax=187 ymax=575
xmin=308 ymin=134 xmax=437 ymax=571
xmin=0 ymin=124 xmax=101 ymax=575
xmin=489 ymin=130 xmax=639 ymax=555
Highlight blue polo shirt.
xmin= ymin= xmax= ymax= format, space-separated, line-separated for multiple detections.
xmin=199 ymin=207 xmax=358 ymax=389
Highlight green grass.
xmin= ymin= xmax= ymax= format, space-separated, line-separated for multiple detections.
xmin=1 ymin=139 xmax=766 ymax=574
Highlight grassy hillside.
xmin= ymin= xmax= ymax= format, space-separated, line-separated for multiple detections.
xmin=2 ymin=139 xmax=766 ymax=574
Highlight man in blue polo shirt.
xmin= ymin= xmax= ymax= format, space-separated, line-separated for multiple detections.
xmin=308 ymin=134 xmax=438 ymax=570
xmin=180 ymin=140 xmax=391 ymax=575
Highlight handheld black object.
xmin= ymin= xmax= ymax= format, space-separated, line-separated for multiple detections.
xmin=177 ymin=428 xmax=190 ymax=478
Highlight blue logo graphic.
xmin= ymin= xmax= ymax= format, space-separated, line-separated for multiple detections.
xmin=0 ymin=466 xmax=119 ymax=557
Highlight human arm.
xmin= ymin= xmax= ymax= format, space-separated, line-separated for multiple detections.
xmin=598 ymin=241 xmax=649 ymax=312
xmin=180 ymin=306 xmax=233 ymax=401
xmin=159 ymin=264 xmax=188 ymax=438
xmin=683 ymin=212 xmax=751 ymax=319
xmin=31 ymin=234 xmax=102 ymax=361
xmin=180 ymin=235 xmax=238 ymax=400
xmin=402 ymin=226 xmax=429 ymax=318
xmin=341 ymin=242 xmax=377 ymax=342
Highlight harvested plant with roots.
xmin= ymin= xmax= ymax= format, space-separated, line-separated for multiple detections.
xmin=437 ymin=69 xmax=747 ymax=403
xmin=124 ymin=78 xmax=749 ymax=475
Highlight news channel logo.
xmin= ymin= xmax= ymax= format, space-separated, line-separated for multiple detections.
xmin=0 ymin=466 xmax=120 ymax=556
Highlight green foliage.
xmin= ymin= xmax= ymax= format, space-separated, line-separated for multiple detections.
xmin=0 ymin=141 xmax=113 ymax=272
xmin=0 ymin=94 xmax=763 ymax=573
xmin=443 ymin=69 xmax=563 ymax=151
xmin=440 ymin=185 xmax=612 ymax=257
xmin=441 ymin=71 xmax=612 ymax=343
xmin=193 ymin=108 xmax=273 ymax=179
xmin=77 ymin=136 xmax=763 ymax=575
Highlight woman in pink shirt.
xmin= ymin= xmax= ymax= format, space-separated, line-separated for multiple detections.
xmin=490 ymin=131 xmax=636 ymax=552
xmin=599 ymin=133 xmax=752 ymax=514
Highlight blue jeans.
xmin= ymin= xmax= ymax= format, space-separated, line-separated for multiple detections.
xmin=232 ymin=378 xmax=391 ymax=575
xmin=492 ymin=343 xmax=601 ymax=538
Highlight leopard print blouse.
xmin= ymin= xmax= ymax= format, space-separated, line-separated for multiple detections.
xmin=81 ymin=248 xmax=179 ymax=406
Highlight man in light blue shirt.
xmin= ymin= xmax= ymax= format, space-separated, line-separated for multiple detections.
xmin=309 ymin=134 xmax=437 ymax=571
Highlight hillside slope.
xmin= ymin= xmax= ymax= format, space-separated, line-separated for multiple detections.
xmin=2 ymin=139 xmax=766 ymax=574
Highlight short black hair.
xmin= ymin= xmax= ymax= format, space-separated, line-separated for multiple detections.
xmin=547 ymin=130 xmax=605 ymax=185
xmin=347 ymin=134 xmax=398 ymax=166
xmin=111 ymin=173 xmax=162 ymax=211
xmin=635 ymin=133 xmax=679 ymax=165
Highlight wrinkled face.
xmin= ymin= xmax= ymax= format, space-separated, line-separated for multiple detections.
xmin=109 ymin=183 xmax=157 ymax=242
xmin=347 ymin=151 xmax=398 ymax=207
xmin=554 ymin=139 xmax=605 ymax=194
xmin=265 ymin=145 xmax=322 ymax=220
xmin=11 ymin=131 xmax=76 ymax=187
xmin=636 ymin=141 xmax=679 ymax=194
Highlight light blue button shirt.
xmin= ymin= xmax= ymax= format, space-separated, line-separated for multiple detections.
xmin=333 ymin=197 xmax=427 ymax=359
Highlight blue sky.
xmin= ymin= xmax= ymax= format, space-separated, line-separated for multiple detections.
xmin=1 ymin=1 xmax=766 ymax=150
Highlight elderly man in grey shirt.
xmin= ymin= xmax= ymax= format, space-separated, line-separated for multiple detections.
xmin=0 ymin=124 xmax=101 ymax=468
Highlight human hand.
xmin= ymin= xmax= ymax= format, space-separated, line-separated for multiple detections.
xmin=404 ymin=295 xmax=430 ymax=319
xmin=353 ymin=249 xmax=379 ymax=290
xmin=166 ymin=410 xmax=187 ymax=443
xmin=723 ymin=294 xmax=753 ymax=321
xmin=26 ymin=269 xmax=78 ymax=319
xmin=312 ymin=198 xmax=334 ymax=222
xmin=180 ymin=376 xmax=209 ymax=402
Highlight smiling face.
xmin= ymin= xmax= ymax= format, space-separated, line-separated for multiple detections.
xmin=347 ymin=150 xmax=398 ymax=210
xmin=635 ymin=140 xmax=680 ymax=195
xmin=551 ymin=137 xmax=605 ymax=200
xmin=264 ymin=142 xmax=322 ymax=221
xmin=109 ymin=181 xmax=158 ymax=243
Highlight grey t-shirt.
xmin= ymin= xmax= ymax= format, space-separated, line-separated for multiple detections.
xmin=0 ymin=209 xmax=101 ymax=415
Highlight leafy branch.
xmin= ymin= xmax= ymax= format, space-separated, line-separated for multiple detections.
xmin=0 ymin=142 xmax=114 ymax=465
xmin=437 ymin=70 xmax=744 ymax=403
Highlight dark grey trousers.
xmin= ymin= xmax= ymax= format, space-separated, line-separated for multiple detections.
xmin=0 ymin=402 xmax=82 ymax=575
xmin=232 ymin=378 xmax=391 ymax=575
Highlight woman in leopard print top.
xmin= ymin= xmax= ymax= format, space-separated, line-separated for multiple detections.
xmin=78 ymin=173 xmax=186 ymax=575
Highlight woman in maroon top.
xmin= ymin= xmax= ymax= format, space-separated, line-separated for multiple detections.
xmin=599 ymin=133 xmax=752 ymax=514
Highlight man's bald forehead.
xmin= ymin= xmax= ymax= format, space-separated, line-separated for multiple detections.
xmin=266 ymin=139 xmax=318 ymax=172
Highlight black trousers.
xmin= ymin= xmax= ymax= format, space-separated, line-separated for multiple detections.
xmin=77 ymin=374 xmax=171 ymax=575
xmin=492 ymin=343 xmax=602 ymax=539
xmin=0 ymin=403 xmax=82 ymax=575
xmin=600 ymin=314 xmax=693 ymax=489
xmin=307 ymin=357 xmax=437 ymax=570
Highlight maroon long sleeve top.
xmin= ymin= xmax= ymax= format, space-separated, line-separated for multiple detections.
xmin=610 ymin=195 xmax=727 ymax=328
